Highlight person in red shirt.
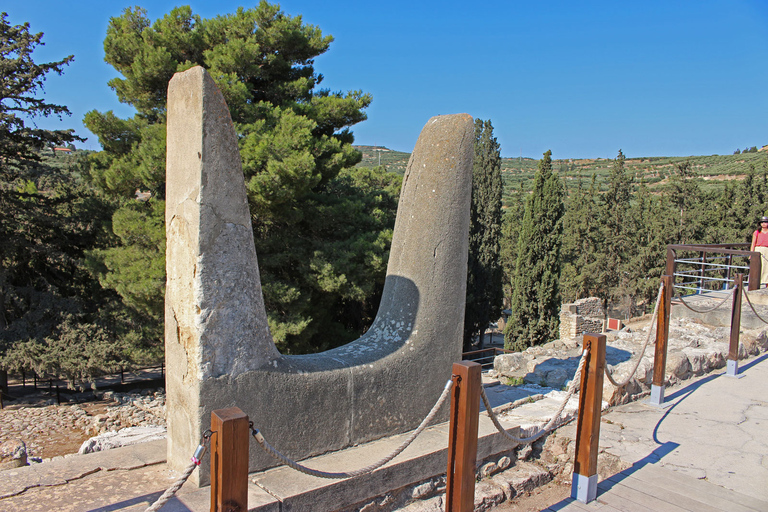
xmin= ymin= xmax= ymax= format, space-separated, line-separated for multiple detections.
xmin=750 ymin=216 xmax=768 ymax=286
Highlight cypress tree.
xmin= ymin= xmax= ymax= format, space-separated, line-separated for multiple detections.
xmin=593 ymin=150 xmax=634 ymax=313
xmin=504 ymin=150 xmax=564 ymax=351
xmin=561 ymin=172 xmax=600 ymax=302
xmin=464 ymin=119 xmax=503 ymax=351
xmin=500 ymin=182 xmax=525 ymax=307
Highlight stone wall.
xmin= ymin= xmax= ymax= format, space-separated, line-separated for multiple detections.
xmin=164 ymin=67 xmax=474 ymax=484
xmin=559 ymin=297 xmax=604 ymax=340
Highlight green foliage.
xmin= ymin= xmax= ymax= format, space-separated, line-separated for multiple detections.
xmin=85 ymin=2 xmax=392 ymax=353
xmin=87 ymin=200 xmax=166 ymax=326
xmin=0 ymin=13 xmax=83 ymax=176
xmin=500 ymin=183 xmax=526 ymax=307
xmin=5 ymin=315 xmax=124 ymax=389
xmin=560 ymin=173 xmax=600 ymax=302
xmin=0 ymin=149 xmax=123 ymax=384
xmin=464 ymin=119 xmax=503 ymax=351
xmin=504 ymin=150 xmax=564 ymax=351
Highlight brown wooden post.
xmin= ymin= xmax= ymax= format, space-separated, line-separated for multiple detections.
xmin=210 ymin=407 xmax=249 ymax=512
xmin=571 ymin=333 xmax=606 ymax=503
xmin=727 ymin=273 xmax=744 ymax=378
xmin=650 ymin=275 xmax=673 ymax=406
xmin=446 ymin=361 xmax=481 ymax=512
xmin=665 ymin=247 xmax=676 ymax=278
xmin=748 ymin=251 xmax=761 ymax=291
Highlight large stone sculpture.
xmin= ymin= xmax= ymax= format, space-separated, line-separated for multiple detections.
xmin=165 ymin=66 xmax=474 ymax=484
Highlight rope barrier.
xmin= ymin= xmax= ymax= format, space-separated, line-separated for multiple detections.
xmin=251 ymin=379 xmax=454 ymax=479
xmin=675 ymin=287 xmax=734 ymax=314
xmin=144 ymin=430 xmax=213 ymax=512
xmin=604 ymin=282 xmax=664 ymax=389
xmin=741 ymin=287 xmax=768 ymax=325
xmin=480 ymin=349 xmax=589 ymax=445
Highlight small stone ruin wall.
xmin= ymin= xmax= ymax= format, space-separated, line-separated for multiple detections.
xmin=559 ymin=297 xmax=604 ymax=340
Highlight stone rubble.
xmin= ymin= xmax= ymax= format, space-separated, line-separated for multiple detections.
xmin=85 ymin=389 xmax=166 ymax=436
xmin=0 ymin=389 xmax=166 ymax=465
xmin=493 ymin=316 xmax=768 ymax=405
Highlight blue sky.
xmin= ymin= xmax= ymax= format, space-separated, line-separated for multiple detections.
xmin=6 ymin=1 xmax=768 ymax=159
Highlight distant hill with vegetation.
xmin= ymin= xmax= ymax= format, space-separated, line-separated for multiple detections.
xmin=355 ymin=145 xmax=768 ymax=207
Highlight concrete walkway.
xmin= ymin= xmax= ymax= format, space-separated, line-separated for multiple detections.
xmin=539 ymin=352 xmax=768 ymax=511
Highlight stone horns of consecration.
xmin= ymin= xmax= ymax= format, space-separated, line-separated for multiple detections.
xmin=164 ymin=65 xmax=474 ymax=484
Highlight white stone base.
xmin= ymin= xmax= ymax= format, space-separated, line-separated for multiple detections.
xmin=571 ymin=472 xmax=597 ymax=503
xmin=726 ymin=359 xmax=745 ymax=378
xmin=649 ymin=384 xmax=666 ymax=406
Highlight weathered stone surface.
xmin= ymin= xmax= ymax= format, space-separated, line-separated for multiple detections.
xmin=78 ymin=426 xmax=166 ymax=454
xmin=165 ymin=66 xmax=474 ymax=483
xmin=494 ymin=310 xmax=768 ymax=405
xmin=0 ymin=439 xmax=27 ymax=471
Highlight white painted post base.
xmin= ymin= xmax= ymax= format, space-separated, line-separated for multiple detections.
xmin=571 ymin=472 xmax=598 ymax=503
xmin=649 ymin=384 xmax=665 ymax=406
xmin=726 ymin=359 xmax=744 ymax=378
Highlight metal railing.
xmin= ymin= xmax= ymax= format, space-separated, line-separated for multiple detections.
xmin=462 ymin=347 xmax=513 ymax=369
xmin=665 ymin=244 xmax=761 ymax=296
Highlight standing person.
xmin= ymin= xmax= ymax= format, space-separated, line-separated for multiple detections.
xmin=750 ymin=216 xmax=768 ymax=286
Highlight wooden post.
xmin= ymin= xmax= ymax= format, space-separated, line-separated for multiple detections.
xmin=210 ymin=407 xmax=249 ymax=512
xmin=748 ymin=251 xmax=761 ymax=291
xmin=446 ymin=361 xmax=481 ymax=512
xmin=727 ymin=273 xmax=744 ymax=378
xmin=650 ymin=275 xmax=673 ymax=406
xmin=571 ymin=333 xmax=606 ymax=503
xmin=665 ymin=247 xmax=676 ymax=278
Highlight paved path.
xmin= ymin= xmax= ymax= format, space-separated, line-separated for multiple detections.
xmin=537 ymin=352 xmax=768 ymax=511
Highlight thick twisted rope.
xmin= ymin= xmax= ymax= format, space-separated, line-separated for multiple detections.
xmin=251 ymin=379 xmax=454 ymax=479
xmin=144 ymin=430 xmax=212 ymax=512
xmin=480 ymin=348 xmax=588 ymax=445
xmin=144 ymin=462 xmax=197 ymax=512
xmin=741 ymin=287 xmax=768 ymax=325
xmin=604 ymin=282 xmax=663 ymax=388
xmin=676 ymin=287 xmax=734 ymax=314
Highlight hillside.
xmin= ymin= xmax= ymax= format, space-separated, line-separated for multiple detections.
xmin=355 ymin=145 xmax=768 ymax=206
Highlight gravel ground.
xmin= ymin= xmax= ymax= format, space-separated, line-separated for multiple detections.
xmin=0 ymin=389 xmax=166 ymax=461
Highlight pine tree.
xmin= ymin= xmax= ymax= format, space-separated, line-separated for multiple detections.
xmin=84 ymin=4 xmax=397 ymax=354
xmin=504 ymin=150 xmax=564 ymax=351
xmin=463 ymin=119 xmax=503 ymax=351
